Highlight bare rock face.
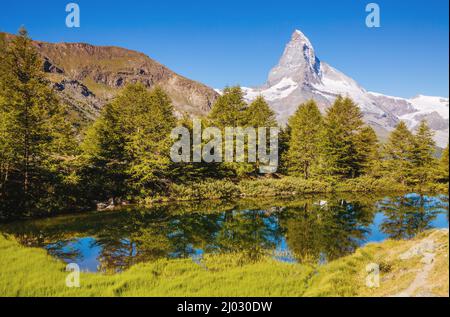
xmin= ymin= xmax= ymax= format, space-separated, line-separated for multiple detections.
xmin=53 ymin=79 xmax=101 ymax=122
xmin=267 ymin=30 xmax=322 ymax=86
xmin=38 ymin=41 xmax=219 ymax=118
xmin=2 ymin=32 xmax=219 ymax=123
xmin=43 ymin=58 xmax=64 ymax=74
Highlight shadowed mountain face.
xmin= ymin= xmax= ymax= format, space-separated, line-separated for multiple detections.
xmin=243 ymin=30 xmax=449 ymax=147
xmin=1 ymin=32 xmax=219 ymax=124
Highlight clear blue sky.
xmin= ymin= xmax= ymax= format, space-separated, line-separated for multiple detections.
xmin=1 ymin=0 xmax=448 ymax=98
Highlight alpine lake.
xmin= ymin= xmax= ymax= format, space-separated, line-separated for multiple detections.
xmin=1 ymin=192 xmax=448 ymax=273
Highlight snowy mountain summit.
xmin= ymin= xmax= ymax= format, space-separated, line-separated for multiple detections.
xmin=243 ymin=30 xmax=449 ymax=147
xmin=267 ymin=30 xmax=322 ymax=86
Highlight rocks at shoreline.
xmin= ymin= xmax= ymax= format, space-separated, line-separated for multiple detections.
xmin=96 ymin=198 xmax=130 ymax=211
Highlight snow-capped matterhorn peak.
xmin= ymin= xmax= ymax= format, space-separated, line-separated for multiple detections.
xmin=242 ymin=29 xmax=449 ymax=147
xmin=267 ymin=29 xmax=321 ymax=86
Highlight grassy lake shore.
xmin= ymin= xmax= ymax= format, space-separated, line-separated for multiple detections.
xmin=146 ymin=176 xmax=449 ymax=204
xmin=1 ymin=229 xmax=448 ymax=297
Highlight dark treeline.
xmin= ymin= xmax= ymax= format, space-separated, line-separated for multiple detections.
xmin=1 ymin=30 xmax=449 ymax=219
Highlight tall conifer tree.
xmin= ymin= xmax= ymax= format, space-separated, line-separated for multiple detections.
xmin=82 ymin=84 xmax=176 ymax=199
xmin=321 ymin=96 xmax=365 ymax=178
xmin=285 ymin=100 xmax=323 ymax=179
xmin=208 ymin=86 xmax=247 ymax=128
xmin=383 ymin=121 xmax=415 ymax=185
xmin=0 ymin=28 xmax=75 ymax=216
xmin=411 ymin=120 xmax=436 ymax=186
xmin=440 ymin=144 xmax=449 ymax=182
xmin=355 ymin=126 xmax=380 ymax=176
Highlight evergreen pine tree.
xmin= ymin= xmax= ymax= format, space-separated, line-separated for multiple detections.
xmin=285 ymin=100 xmax=323 ymax=179
xmin=321 ymin=96 xmax=365 ymax=178
xmin=413 ymin=120 xmax=436 ymax=167
xmin=81 ymin=102 xmax=128 ymax=202
xmin=0 ymin=28 xmax=76 ymax=216
xmin=208 ymin=86 xmax=254 ymax=177
xmin=245 ymin=96 xmax=277 ymax=128
xmin=383 ymin=121 xmax=415 ymax=185
xmin=244 ymin=96 xmax=278 ymax=175
xmin=82 ymin=84 xmax=176 ymax=200
xmin=0 ymin=32 xmax=14 ymax=198
xmin=126 ymin=86 xmax=176 ymax=194
xmin=277 ymin=126 xmax=291 ymax=174
xmin=440 ymin=144 xmax=449 ymax=182
xmin=355 ymin=126 xmax=380 ymax=176
xmin=411 ymin=120 xmax=436 ymax=186
xmin=208 ymin=86 xmax=247 ymax=128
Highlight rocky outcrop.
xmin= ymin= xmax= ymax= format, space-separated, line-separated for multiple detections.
xmin=53 ymin=79 xmax=102 ymax=122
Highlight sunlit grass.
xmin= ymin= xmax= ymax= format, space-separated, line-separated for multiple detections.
xmin=0 ymin=230 xmax=448 ymax=297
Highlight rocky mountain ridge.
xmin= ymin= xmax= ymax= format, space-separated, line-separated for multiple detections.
xmin=242 ymin=30 xmax=449 ymax=147
xmin=2 ymin=31 xmax=448 ymax=147
xmin=1 ymin=32 xmax=219 ymax=124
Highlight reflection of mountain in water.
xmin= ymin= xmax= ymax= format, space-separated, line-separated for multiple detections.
xmin=1 ymin=193 xmax=448 ymax=273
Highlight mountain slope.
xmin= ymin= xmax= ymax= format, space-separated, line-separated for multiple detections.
xmin=243 ymin=30 xmax=449 ymax=147
xmin=2 ymin=32 xmax=219 ymax=124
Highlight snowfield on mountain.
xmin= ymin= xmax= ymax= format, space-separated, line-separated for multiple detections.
xmin=241 ymin=30 xmax=449 ymax=147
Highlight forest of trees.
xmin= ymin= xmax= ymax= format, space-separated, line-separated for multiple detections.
xmin=0 ymin=30 xmax=449 ymax=219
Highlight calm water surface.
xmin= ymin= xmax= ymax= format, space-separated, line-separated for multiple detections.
xmin=1 ymin=193 xmax=448 ymax=273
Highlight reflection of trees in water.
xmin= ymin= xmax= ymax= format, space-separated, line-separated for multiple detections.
xmin=1 ymin=206 xmax=285 ymax=270
xmin=165 ymin=214 xmax=222 ymax=258
xmin=8 ymin=227 xmax=86 ymax=265
xmin=120 ymin=209 xmax=282 ymax=265
xmin=439 ymin=194 xmax=449 ymax=222
xmin=93 ymin=209 xmax=282 ymax=271
xmin=45 ymin=240 xmax=85 ymax=263
xmin=93 ymin=209 xmax=224 ymax=272
xmin=278 ymin=197 xmax=376 ymax=264
xmin=379 ymin=194 xmax=445 ymax=240
xmin=2 ymin=193 xmax=447 ymax=271
xmin=95 ymin=226 xmax=137 ymax=273
xmin=214 ymin=210 xmax=283 ymax=261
